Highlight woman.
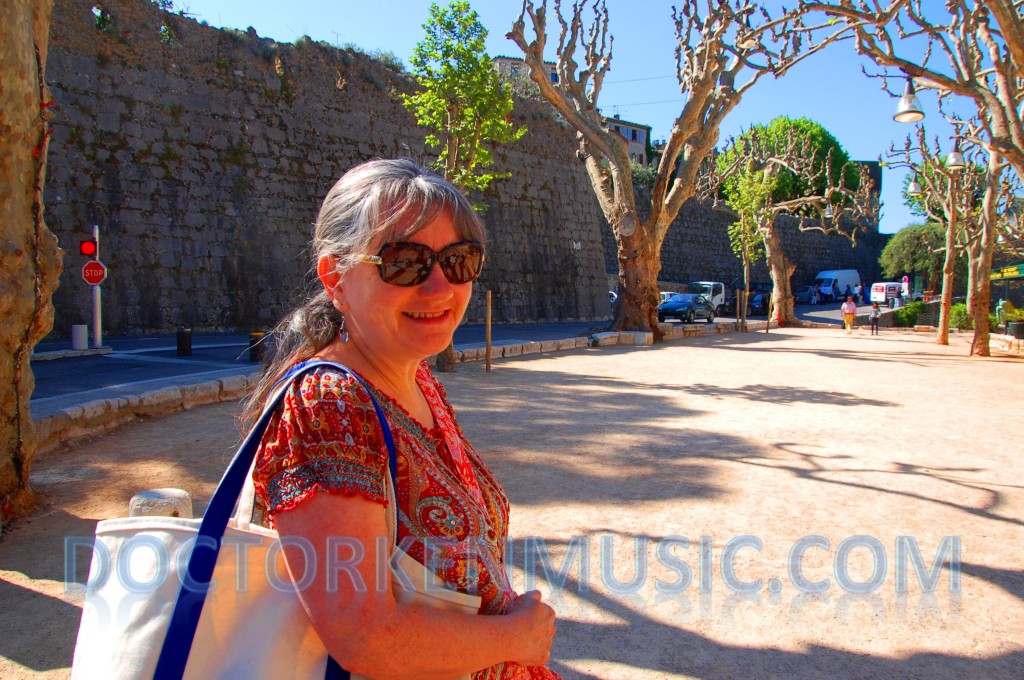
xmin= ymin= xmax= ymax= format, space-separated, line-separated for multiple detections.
xmin=243 ymin=159 xmax=560 ymax=679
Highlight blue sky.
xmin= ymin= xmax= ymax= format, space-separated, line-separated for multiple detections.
xmin=180 ymin=0 xmax=965 ymax=234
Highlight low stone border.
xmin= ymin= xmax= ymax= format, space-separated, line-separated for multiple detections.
xmin=33 ymin=374 xmax=256 ymax=457
xmin=991 ymin=332 xmax=1023 ymax=354
xmin=32 ymin=320 xmax=781 ymax=456
xmin=31 ymin=346 xmax=112 ymax=361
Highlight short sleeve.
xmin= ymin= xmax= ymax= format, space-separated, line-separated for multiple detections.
xmin=253 ymin=368 xmax=389 ymax=519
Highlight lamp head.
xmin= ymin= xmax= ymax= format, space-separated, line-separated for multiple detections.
xmin=893 ymin=77 xmax=925 ymax=123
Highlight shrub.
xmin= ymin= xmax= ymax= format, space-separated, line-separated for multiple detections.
xmin=949 ymin=303 xmax=972 ymax=330
xmin=948 ymin=303 xmax=1001 ymax=331
xmin=892 ymin=301 xmax=924 ymax=327
xmin=631 ymin=161 xmax=658 ymax=192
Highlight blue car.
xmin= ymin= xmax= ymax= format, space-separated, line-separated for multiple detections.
xmin=657 ymin=293 xmax=716 ymax=323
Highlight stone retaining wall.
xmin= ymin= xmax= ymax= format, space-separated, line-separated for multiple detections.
xmin=43 ymin=0 xmax=886 ymax=338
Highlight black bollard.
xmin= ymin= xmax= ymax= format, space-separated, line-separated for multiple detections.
xmin=176 ymin=328 xmax=192 ymax=357
xmin=249 ymin=332 xmax=265 ymax=362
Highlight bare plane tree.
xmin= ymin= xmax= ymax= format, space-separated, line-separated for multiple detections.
xmin=886 ymin=124 xmax=1022 ymax=354
xmin=508 ymin=0 xmax=850 ymax=337
xmin=799 ymin=1 xmax=1024 ymax=185
xmin=699 ymin=129 xmax=878 ymax=325
xmin=0 ymin=0 xmax=61 ymax=527
xmin=885 ymin=127 xmax=980 ymax=345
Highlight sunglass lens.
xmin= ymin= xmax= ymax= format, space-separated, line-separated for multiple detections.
xmin=439 ymin=244 xmax=484 ymax=284
xmin=379 ymin=244 xmax=433 ymax=286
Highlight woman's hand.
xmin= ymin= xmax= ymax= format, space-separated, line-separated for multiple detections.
xmin=505 ymin=590 xmax=556 ymax=667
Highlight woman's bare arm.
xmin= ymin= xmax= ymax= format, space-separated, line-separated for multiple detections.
xmin=273 ymin=492 xmax=555 ymax=679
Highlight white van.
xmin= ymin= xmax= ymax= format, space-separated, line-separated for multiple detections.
xmin=869 ymin=282 xmax=902 ymax=307
xmin=688 ymin=281 xmax=726 ymax=313
xmin=812 ymin=269 xmax=861 ymax=302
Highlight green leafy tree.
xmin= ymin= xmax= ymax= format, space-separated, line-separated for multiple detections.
xmin=879 ymin=222 xmax=965 ymax=292
xmin=705 ymin=117 xmax=874 ymax=324
xmin=723 ymin=167 xmax=769 ymax=323
xmin=403 ymin=2 xmax=525 ymax=372
xmin=402 ymin=1 xmax=525 ymax=197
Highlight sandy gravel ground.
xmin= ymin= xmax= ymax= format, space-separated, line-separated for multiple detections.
xmin=1 ymin=326 xmax=1022 ymax=679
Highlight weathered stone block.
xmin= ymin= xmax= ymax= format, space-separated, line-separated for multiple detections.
xmin=521 ymin=341 xmax=542 ymax=355
xmin=139 ymin=387 xmax=183 ymax=415
xmin=182 ymin=381 xmax=220 ymax=409
xmin=592 ymin=332 xmax=620 ymax=346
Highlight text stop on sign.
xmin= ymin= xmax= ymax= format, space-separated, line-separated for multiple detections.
xmin=82 ymin=260 xmax=108 ymax=285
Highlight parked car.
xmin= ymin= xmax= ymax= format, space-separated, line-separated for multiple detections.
xmin=748 ymin=293 xmax=770 ymax=316
xmin=660 ymin=290 xmax=679 ymax=303
xmin=794 ymin=285 xmax=815 ymax=305
xmin=658 ymin=293 xmax=716 ymax=323
xmin=687 ymin=281 xmax=726 ymax=314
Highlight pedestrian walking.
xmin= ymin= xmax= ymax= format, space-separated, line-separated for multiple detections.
xmin=869 ymin=301 xmax=881 ymax=335
xmin=840 ymin=295 xmax=857 ymax=334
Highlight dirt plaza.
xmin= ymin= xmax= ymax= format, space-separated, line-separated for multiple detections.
xmin=1 ymin=326 xmax=1022 ymax=679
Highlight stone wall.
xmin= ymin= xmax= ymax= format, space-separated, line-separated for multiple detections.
xmin=605 ymin=197 xmax=889 ymax=292
xmin=42 ymin=0 xmax=610 ymax=336
xmin=43 ymin=0 xmax=887 ymax=337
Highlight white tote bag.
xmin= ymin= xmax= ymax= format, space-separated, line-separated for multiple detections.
xmin=69 ymin=360 xmax=479 ymax=680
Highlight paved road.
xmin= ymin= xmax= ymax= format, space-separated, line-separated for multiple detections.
xmin=29 ymin=322 xmax=599 ymax=403
xmin=29 ymin=303 xmax=855 ymax=413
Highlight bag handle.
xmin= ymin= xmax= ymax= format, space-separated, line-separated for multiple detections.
xmin=154 ymin=360 xmax=395 ymax=680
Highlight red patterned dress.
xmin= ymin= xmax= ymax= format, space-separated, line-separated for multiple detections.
xmin=253 ymin=362 xmax=561 ymax=680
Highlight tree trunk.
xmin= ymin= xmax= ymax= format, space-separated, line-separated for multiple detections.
xmin=935 ymin=212 xmax=958 ymax=346
xmin=763 ymin=226 xmax=796 ymax=325
xmin=966 ymin=161 xmax=999 ymax=358
xmin=741 ymin=256 xmax=751 ymax=330
xmin=0 ymin=0 xmax=60 ymax=528
xmin=612 ymin=223 xmax=664 ymax=341
xmin=435 ymin=341 xmax=457 ymax=372
xmin=968 ymin=247 xmax=993 ymax=357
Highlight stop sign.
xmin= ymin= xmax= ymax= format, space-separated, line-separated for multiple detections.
xmin=82 ymin=260 xmax=107 ymax=285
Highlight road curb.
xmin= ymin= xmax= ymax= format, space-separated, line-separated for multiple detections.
xmin=32 ymin=321 xmax=778 ymax=456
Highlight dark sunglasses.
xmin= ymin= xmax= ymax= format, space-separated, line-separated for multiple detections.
xmin=363 ymin=241 xmax=485 ymax=287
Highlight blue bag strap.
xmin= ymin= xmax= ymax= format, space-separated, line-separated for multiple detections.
xmin=153 ymin=360 xmax=395 ymax=680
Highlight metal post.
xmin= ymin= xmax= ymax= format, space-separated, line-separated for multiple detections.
xmin=91 ymin=224 xmax=103 ymax=348
xmin=485 ymin=290 xmax=492 ymax=373
xmin=92 ymin=285 xmax=102 ymax=348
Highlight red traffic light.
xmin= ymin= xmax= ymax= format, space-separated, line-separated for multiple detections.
xmin=79 ymin=239 xmax=98 ymax=258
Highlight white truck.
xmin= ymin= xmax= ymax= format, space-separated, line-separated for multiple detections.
xmin=812 ymin=269 xmax=861 ymax=303
xmin=688 ymin=281 xmax=727 ymax=314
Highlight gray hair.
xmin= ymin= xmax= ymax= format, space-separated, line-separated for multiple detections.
xmin=242 ymin=158 xmax=485 ymax=427
xmin=314 ymin=158 xmax=485 ymax=273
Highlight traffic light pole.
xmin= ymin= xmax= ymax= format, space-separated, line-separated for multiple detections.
xmin=92 ymin=224 xmax=103 ymax=348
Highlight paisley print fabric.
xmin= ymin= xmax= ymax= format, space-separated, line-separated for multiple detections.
xmin=253 ymin=362 xmax=561 ymax=680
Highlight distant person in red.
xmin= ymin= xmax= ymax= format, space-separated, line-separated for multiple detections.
xmin=841 ymin=296 xmax=858 ymax=334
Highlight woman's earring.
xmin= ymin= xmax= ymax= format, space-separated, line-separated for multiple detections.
xmin=338 ymin=313 xmax=350 ymax=344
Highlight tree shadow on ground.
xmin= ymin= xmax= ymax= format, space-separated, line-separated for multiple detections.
xmin=445 ymin=364 xmax=774 ymax=506
xmin=732 ymin=443 xmax=1023 ymax=528
xmin=0 ymin=577 xmax=79 ymax=672
xmin=682 ymin=383 xmax=898 ymax=408
xmin=693 ymin=329 xmax=1024 ymax=366
xmin=958 ymin=562 xmax=1024 ymax=603
xmin=508 ymin=534 xmax=1021 ymax=679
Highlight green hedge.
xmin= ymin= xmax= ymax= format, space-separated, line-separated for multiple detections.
xmin=892 ymin=301 xmax=924 ymax=327
xmin=949 ymin=303 xmax=1000 ymax=331
xmin=949 ymin=303 xmax=971 ymax=330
